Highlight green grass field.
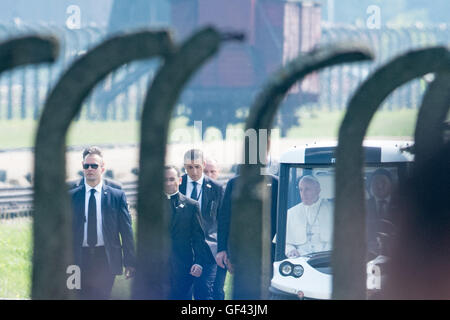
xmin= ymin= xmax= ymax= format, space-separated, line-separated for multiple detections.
xmin=0 ymin=218 xmax=32 ymax=299
xmin=0 ymin=108 xmax=420 ymax=299
xmin=0 ymin=108 xmax=420 ymax=149
xmin=0 ymin=116 xmax=193 ymax=149
xmin=0 ymin=217 xmax=232 ymax=300
xmin=287 ymin=108 xmax=419 ymax=139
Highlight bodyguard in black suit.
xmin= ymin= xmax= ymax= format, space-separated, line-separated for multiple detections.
xmin=366 ymin=168 xmax=398 ymax=258
xmin=216 ymin=175 xmax=278 ymax=268
xmin=164 ymin=165 xmax=215 ymax=299
xmin=216 ymin=171 xmax=279 ymax=296
xmin=180 ymin=174 xmax=223 ymax=247
xmin=180 ymin=149 xmax=224 ymax=300
xmin=68 ymin=176 xmax=123 ymax=190
xmin=70 ymin=146 xmax=135 ymax=299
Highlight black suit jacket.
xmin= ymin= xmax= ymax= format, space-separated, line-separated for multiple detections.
xmin=168 ymin=192 xmax=215 ymax=277
xmin=180 ymin=174 xmax=224 ymax=244
xmin=217 ymin=174 xmax=279 ymax=254
xmin=366 ymin=196 xmax=398 ymax=257
xmin=70 ymin=184 xmax=136 ymax=275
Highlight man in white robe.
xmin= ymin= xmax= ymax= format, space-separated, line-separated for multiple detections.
xmin=285 ymin=175 xmax=333 ymax=257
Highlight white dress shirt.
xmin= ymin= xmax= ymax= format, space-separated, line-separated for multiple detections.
xmin=83 ymin=181 xmax=105 ymax=247
xmin=186 ymin=174 xmax=204 ymax=208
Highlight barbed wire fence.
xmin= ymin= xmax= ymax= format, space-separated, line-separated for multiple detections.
xmin=0 ymin=23 xmax=448 ymax=221
xmin=0 ymin=23 xmax=448 ymax=122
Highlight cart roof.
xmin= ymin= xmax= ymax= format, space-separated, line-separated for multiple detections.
xmin=279 ymin=140 xmax=414 ymax=164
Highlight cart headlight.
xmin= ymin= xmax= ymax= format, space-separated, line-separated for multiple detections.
xmin=280 ymin=262 xmax=292 ymax=276
xmin=293 ymin=265 xmax=304 ymax=278
xmin=279 ymin=262 xmax=304 ymax=278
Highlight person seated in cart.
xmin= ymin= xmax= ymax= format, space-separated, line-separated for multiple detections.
xmin=285 ymin=175 xmax=333 ymax=258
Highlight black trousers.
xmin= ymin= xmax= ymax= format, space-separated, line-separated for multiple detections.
xmin=80 ymin=246 xmax=115 ymax=300
xmin=212 ymin=265 xmax=227 ymax=300
xmin=193 ymin=263 xmax=217 ymax=300
xmin=170 ymin=273 xmax=194 ymax=300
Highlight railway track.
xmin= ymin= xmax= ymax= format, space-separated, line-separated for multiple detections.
xmin=0 ymin=181 xmax=139 ymax=220
xmin=0 ymin=175 xmax=232 ymax=220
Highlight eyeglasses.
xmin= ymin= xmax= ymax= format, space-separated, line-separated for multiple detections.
xmin=83 ymin=163 xmax=99 ymax=170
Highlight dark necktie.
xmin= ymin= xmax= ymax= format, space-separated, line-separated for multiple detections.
xmin=190 ymin=181 xmax=198 ymax=200
xmin=87 ymin=189 xmax=97 ymax=247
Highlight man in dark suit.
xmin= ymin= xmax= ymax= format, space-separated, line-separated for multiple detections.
xmin=164 ymin=165 xmax=216 ymax=299
xmin=216 ymin=171 xmax=279 ymax=268
xmin=70 ymin=146 xmax=135 ymax=299
xmin=179 ymin=149 xmax=224 ymax=300
xmin=68 ymin=149 xmax=123 ymax=190
xmin=203 ymin=157 xmax=221 ymax=182
xmin=366 ymin=168 xmax=397 ymax=258
xmin=215 ymin=156 xmax=278 ymax=299
xmin=68 ymin=176 xmax=123 ymax=190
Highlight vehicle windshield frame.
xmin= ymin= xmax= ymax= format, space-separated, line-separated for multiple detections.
xmin=274 ymin=161 xmax=410 ymax=261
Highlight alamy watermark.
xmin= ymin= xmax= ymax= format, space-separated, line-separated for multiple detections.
xmin=169 ymin=120 xmax=280 ymax=176
xmin=66 ymin=5 xmax=81 ymax=30
xmin=366 ymin=5 xmax=381 ymax=29
xmin=66 ymin=265 xmax=81 ymax=290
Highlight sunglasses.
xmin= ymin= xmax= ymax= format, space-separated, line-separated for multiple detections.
xmin=83 ymin=163 xmax=99 ymax=170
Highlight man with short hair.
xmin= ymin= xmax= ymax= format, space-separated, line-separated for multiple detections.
xmin=202 ymin=156 xmax=227 ymax=299
xmin=67 ymin=174 xmax=123 ymax=190
xmin=366 ymin=168 xmax=397 ymax=257
xmin=204 ymin=157 xmax=221 ymax=181
xmin=67 ymin=147 xmax=123 ymax=190
xmin=180 ymin=149 xmax=224 ymax=300
xmin=367 ymin=168 xmax=394 ymax=219
xmin=216 ymin=134 xmax=278 ymax=299
xmin=285 ymin=175 xmax=333 ymax=258
xmin=70 ymin=146 xmax=135 ymax=299
xmin=164 ymin=165 xmax=215 ymax=299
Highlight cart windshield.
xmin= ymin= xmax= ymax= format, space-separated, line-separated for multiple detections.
xmin=280 ymin=165 xmax=400 ymax=259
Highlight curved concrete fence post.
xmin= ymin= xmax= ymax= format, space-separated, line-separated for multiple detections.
xmin=230 ymin=43 xmax=374 ymax=300
xmin=414 ymin=72 xmax=450 ymax=168
xmin=32 ymin=31 xmax=174 ymax=299
xmin=133 ymin=27 xmax=244 ymax=300
xmin=0 ymin=34 xmax=59 ymax=296
xmin=333 ymin=47 xmax=450 ymax=300
xmin=0 ymin=35 xmax=58 ymax=73
xmin=0 ymin=35 xmax=58 ymax=122
xmin=386 ymin=141 xmax=450 ymax=299
xmin=384 ymin=71 xmax=450 ymax=299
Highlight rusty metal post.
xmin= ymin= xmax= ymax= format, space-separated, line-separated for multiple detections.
xmin=333 ymin=47 xmax=450 ymax=300
xmin=230 ymin=43 xmax=374 ymax=300
xmin=32 ymin=31 xmax=173 ymax=299
xmin=133 ymin=27 xmax=243 ymax=299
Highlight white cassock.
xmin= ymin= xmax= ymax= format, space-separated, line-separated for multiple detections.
xmin=285 ymin=198 xmax=333 ymax=256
